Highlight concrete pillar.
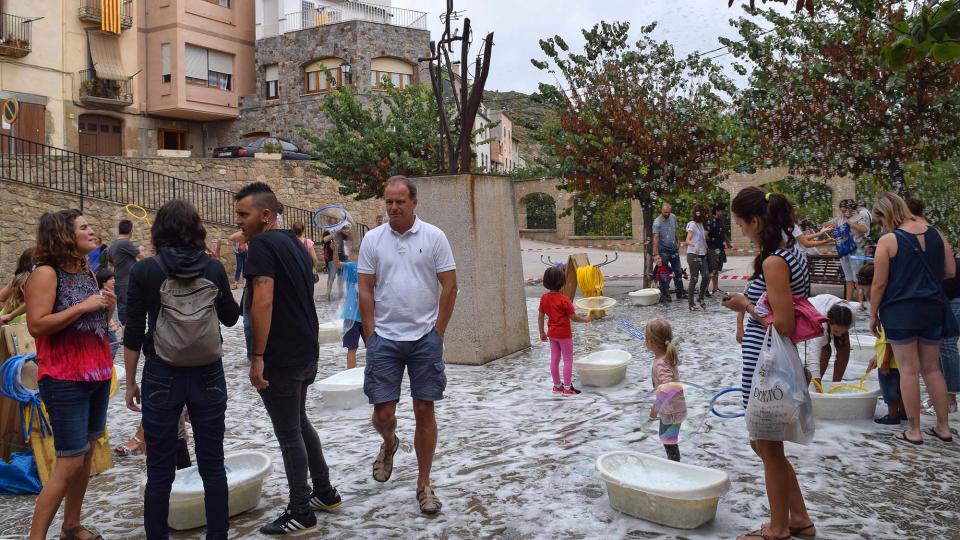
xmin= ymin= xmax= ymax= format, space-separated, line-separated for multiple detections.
xmin=414 ymin=174 xmax=531 ymax=365
xmin=630 ymin=199 xmax=645 ymax=243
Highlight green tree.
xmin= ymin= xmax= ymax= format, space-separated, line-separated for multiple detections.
xmin=298 ymin=84 xmax=441 ymax=200
xmin=725 ymin=0 xmax=960 ymax=194
xmin=532 ymin=21 xmax=735 ymax=284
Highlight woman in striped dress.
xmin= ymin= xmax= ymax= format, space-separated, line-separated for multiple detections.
xmin=722 ymin=187 xmax=814 ymax=540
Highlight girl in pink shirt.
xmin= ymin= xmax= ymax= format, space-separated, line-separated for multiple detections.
xmin=646 ymin=318 xmax=687 ymax=461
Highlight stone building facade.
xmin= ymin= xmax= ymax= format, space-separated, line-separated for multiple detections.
xmin=206 ymin=19 xmax=430 ymax=150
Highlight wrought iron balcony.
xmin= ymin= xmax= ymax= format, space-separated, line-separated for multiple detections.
xmin=79 ymin=0 xmax=133 ymax=30
xmin=0 ymin=13 xmax=33 ymax=58
xmin=78 ymin=69 xmax=133 ymax=108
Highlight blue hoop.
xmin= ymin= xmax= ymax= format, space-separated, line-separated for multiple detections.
xmin=709 ymin=387 xmax=745 ymax=418
xmin=311 ymin=205 xmax=351 ymax=231
xmin=618 ymin=319 xmax=646 ymax=341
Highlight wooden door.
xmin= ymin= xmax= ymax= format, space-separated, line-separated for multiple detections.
xmin=78 ymin=114 xmax=122 ymax=156
xmin=14 ymin=102 xmax=45 ymax=147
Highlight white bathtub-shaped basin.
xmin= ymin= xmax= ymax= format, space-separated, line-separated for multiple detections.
xmin=597 ymin=451 xmax=731 ymax=529
xmin=316 ymin=367 xmax=368 ymax=409
xmin=576 ymin=349 xmax=632 ymax=387
xmin=810 ymin=380 xmax=881 ymax=420
xmin=149 ymin=451 xmax=272 ymax=531
xmin=628 ymin=288 xmax=661 ymax=306
xmin=318 ymin=319 xmax=344 ymax=344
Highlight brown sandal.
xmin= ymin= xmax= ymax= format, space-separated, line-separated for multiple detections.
xmin=416 ymin=485 xmax=442 ymax=515
xmin=60 ymin=525 xmax=104 ymax=540
xmin=791 ymin=522 xmax=817 ymax=539
xmin=372 ymin=434 xmax=399 ymax=483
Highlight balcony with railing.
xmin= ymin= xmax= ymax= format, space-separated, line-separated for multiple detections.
xmin=263 ymin=1 xmax=427 ymax=38
xmin=0 ymin=13 xmax=33 ymax=58
xmin=79 ymin=0 xmax=134 ymax=30
xmin=78 ymin=69 xmax=133 ymax=108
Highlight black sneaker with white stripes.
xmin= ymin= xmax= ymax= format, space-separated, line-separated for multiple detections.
xmin=259 ymin=507 xmax=317 ymax=535
xmin=309 ymin=486 xmax=342 ymax=511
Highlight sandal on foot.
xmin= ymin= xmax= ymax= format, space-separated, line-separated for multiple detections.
xmin=736 ymin=528 xmax=791 ymax=540
xmin=113 ymin=436 xmax=144 ymax=457
xmin=60 ymin=525 xmax=103 ymax=540
xmin=416 ymin=485 xmax=442 ymax=515
xmin=894 ymin=430 xmax=923 ymax=445
xmin=372 ymin=434 xmax=400 ymax=483
xmin=924 ymin=427 xmax=954 ymax=443
xmin=791 ymin=522 xmax=817 ymax=539
xmin=698 ymin=299 xmax=707 ymax=309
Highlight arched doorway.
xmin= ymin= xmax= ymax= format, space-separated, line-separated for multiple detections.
xmin=523 ymin=192 xmax=557 ymax=229
xmin=78 ymin=114 xmax=122 ymax=156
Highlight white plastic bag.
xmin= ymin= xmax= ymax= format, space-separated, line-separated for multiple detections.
xmin=745 ymin=325 xmax=816 ymax=444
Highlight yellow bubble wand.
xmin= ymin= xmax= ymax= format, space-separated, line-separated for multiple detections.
xmin=124 ymin=204 xmax=150 ymax=225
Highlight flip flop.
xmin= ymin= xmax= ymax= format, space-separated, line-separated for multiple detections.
xmin=924 ymin=427 xmax=954 ymax=443
xmin=736 ymin=528 xmax=791 ymax=540
xmin=894 ymin=430 xmax=923 ymax=446
xmin=60 ymin=525 xmax=103 ymax=540
xmin=791 ymin=522 xmax=817 ymax=539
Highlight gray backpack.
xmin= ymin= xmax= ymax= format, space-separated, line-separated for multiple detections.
xmin=153 ymin=257 xmax=222 ymax=367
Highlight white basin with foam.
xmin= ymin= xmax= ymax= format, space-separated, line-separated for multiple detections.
xmin=628 ymin=288 xmax=661 ymax=306
xmin=318 ymin=319 xmax=344 ymax=344
xmin=810 ymin=380 xmax=881 ymax=420
xmin=597 ymin=451 xmax=731 ymax=529
xmin=316 ymin=367 xmax=368 ymax=409
xmin=149 ymin=451 xmax=272 ymax=531
xmin=576 ymin=349 xmax=631 ymax=387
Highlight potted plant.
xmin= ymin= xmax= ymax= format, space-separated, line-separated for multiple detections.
xmin=255 ymin=140 xmax=282 ymax=160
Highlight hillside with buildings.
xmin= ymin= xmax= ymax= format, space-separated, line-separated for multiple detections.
xmin=482 ymin=90 xmax=558 ymax=166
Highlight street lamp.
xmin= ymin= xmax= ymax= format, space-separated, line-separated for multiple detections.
xmin=341 ymin=62 xmax=352 ymax=85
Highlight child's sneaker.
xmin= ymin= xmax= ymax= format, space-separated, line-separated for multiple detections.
xmin=309 ymin=486 xmax=342 ymax=511
xmin=551 ymin=384 xmax=564 ymax=394
xmin=562 ymin=385 xmax=581 ymax=396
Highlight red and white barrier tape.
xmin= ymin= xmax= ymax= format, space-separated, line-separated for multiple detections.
xmin=524 ymin=273 xmax=752 ymax=284
xmin=522 ymin=242 xmax=757 ymax=255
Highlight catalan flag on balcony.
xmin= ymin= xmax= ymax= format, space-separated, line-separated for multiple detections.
xmin=101 ymin=0 xmax=122 ymax=34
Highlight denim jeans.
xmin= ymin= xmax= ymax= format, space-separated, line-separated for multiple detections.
xmin=658 ymin=243 xmax=685 ymax=294
xmin=38 ymin=378 xmax=110 ymax=457
xmin=686 ymin=253 xmax=709 ymax=306
xmin=141 ymin=358 xmax=228 ymax=540
xmin=234 ymin=252 xmax=246 ymax=282
xmin=939 ymin=298 xmax=960 ymax=394
xmin=258 ymin=361 xmax=332 ymax=515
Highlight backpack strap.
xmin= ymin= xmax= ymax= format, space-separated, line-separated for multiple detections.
xmin=152 ymin=256 xmax=169 ymax=278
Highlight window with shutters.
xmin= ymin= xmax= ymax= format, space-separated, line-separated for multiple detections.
xmin=304 ymin=58 xmax=343 ymax=95
xmin=265 ymin=64 xmax=279 ymax=100
xmin=185 ymin=44 xmax=233 ymax=90
xmin=370 ymin=57 xmax=414 ymax=90
xmin=161 ymin=43 xmax=171 ymax=83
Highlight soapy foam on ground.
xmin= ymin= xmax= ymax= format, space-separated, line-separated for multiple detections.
xmin=1 ymin=295 xmax=958 ymax=538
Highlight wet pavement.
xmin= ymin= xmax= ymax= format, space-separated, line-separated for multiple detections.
xmin=1 ymin=290 xmax=958 ymax=539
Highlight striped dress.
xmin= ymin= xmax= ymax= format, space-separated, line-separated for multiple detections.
xmin=740 ymin=245 xmax=810 ymax=405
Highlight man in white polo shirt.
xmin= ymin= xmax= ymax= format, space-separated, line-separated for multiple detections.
xmin=358 ymin=175 xmax=458 ymax=515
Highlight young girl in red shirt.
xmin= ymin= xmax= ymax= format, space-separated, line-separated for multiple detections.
xmin=538 ymin=266 xmax=592 ymax=395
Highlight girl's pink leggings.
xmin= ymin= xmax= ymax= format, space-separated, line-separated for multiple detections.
xmin=549 ymin=337 xmax=574 ymax=386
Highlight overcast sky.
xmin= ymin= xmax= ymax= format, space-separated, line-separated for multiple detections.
xmin=399 ymin=0 xmax=790 ymax=93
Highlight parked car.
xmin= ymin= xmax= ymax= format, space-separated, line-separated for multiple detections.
xmin=213 ymin=137 xmax=312 ymax=160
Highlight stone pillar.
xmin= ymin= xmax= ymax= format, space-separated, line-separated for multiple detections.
xmin=555 ymin=191 xmax=575 ymax=241
xmin=414 ymin=174 xmax=531 ymax=365
xmin=630 ymin=199 xmax=645 ymax=244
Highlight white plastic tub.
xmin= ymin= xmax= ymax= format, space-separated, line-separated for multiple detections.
xmin=597 ymin=451 xmax=731 ymax=529
xmin=151 ymin=451 xmax=272 ymax=531
xmin=316 ymin=367 xmax=368 ymax=409
xmin=810 ymin=380 xmax=881 ymax=420
xmin=576 ymin=349 xmax=631 ymax=387
xmin=318 ymin=319 xmax=344 ymax=344
xmin=628 ymin=289 xmax=661 ymax=306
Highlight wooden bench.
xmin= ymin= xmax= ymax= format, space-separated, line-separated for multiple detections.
xmin=807 ymin=254 xmax=845 ymax=286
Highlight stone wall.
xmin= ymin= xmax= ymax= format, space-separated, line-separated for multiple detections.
xmin=206 ymin=20 xmax=430 ymax=151
xmin=0 ymin=180 xmax=237 ymax=278
xmin=0 ymin=158 xmax=383 ymax=275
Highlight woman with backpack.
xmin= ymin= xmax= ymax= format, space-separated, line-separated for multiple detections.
xmin=123 ymin=200 xmax=241 ymax=539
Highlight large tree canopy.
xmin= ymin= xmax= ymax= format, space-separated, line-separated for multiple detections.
xmin=726 ymin=0 xmax=960 ymax=194
xmin=532 ymin=21 xmax=735 ymax=283
xmin=298 ymin=85 xmax=441 ymax=200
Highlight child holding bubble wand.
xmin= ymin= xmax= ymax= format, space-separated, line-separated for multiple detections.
xmin=645 ymin=318 xmax=687 ymax=462
xmin=538 ymin=266 xmax=592 ymax=395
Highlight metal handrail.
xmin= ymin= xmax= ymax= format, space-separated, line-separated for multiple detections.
xmin=78 ymin=69 xmax=133 ymax=104
xmin=0 ymin=134 xmax=365 ymax=241
xmin=0 ymin=12 xmax=33 ymax=53
xmin=275 ymin=2 xmax=427 ymax=36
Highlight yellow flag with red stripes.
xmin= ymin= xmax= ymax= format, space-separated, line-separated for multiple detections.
xmin=101 ymin=0 xmax=122 ymax=34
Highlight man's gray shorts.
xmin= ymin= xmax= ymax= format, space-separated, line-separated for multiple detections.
xmin=707 ymin=248 xmax=723 ymax=275
xmin=364 ymin=329 xmax=447 ymax=404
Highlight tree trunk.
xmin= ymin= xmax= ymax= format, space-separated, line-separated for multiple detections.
xmin=642 ymin=201 xmax=654 ymax=288
xmin=887 ymin=158 xmax=910 ymax=197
